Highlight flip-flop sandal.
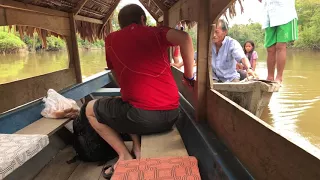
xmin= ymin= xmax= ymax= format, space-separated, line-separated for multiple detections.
xmin=102 ymin=165 xmax=115 ymax=179
xmin=130 ymin=150 xmax=136 ymax=159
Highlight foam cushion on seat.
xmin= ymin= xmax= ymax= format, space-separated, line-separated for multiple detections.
xmin=112 ymin=156 xmax=201 ymax=180
xmin=0 ymin=134 xmax=49 ymax=179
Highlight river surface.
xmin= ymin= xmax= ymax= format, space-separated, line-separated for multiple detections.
xmin=1 ymin=49 xmax=320 ymax=151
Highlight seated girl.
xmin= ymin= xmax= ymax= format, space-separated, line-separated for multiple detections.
xmin=237 ymin=40 xmax=258 ymax=80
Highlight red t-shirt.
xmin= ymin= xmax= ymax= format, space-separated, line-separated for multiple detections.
xmin=105 ymin=24 xmax=179 ymax=110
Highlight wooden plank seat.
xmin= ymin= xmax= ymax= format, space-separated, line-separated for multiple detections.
xmin=0 ymin=71 xmax=113 ymax=134
xmin=0 ymin=71 xmax=115 ymax=179
xmin=91 ymin=88 xmax=121 ymax=97
xmin=0 ymin=134 xmax=49 ymax=179
xmin=15 ymin=118 xmax=71 ymax=136
xmin=141 ymin=127 xmax=188 ymax=158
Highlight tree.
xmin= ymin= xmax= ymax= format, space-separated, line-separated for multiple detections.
xmin=228 ymin=23 xmax=264 ymax=48
xmin=294 ymin=0 xmax=320 ymax=49
xmin=227 ymin=0 xmax=320 ymax=50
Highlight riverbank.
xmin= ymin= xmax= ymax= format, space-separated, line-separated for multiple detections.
xmin=0 ymin=30 xmax=105 ymax=54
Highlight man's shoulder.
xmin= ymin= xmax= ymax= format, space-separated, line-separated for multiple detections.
xmin=105 ymin=31 xmax=117 ymax=44
xmin=226 ymin=36 xmax=240 ymax=44
xmin=225 ymin=36 xmax=241 ymax=48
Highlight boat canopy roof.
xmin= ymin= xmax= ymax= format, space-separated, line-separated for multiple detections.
xmin=1 ymin=0 xmax=244 ymax=43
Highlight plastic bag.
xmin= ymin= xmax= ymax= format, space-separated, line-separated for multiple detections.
xmin=41 ymin=89 xmax=80 ymax=119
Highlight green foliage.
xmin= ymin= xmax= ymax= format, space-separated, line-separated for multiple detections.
xmin=92 ymin=40 xmax=105 ymax=48
xmin=0 ymin=32 xmax=26 ymax=53
xmin=23 ymin=34 xmax=42 ymax=51
xmin=77 ymin=35 xmax=104 ymax=49
xmin=293 ymin=0 xmax=320 ymax=49
xmin=146 ymin=16 xmax=156 ymax=27
xmin=228 ymin=23 xmax=264 ymax=48
xmin=46 ymin=36 xmax=66 ymax=51
xmin=112 ymin=9 xmax=120 ymax=31
xmin=228 ymin=0 xmax=320 ymax=50
xmin=185 ymin=25 xmax=198 ymax=51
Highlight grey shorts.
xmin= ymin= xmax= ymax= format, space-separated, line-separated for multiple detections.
xmin=93 ymin=97 xmax=179 ymax=135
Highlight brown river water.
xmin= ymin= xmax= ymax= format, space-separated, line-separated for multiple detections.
xmin=0 ymin=48 xmax=320 ymax=151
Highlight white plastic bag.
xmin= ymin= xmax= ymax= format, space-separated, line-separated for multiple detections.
xmin=41 ymin=89 xmax=80 ymax=119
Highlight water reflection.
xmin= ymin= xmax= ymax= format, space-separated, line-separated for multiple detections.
xmin=257 ymin=49 xmax=320 ymax=150
xmin=0 ymin=49 xmax=106 ymax=84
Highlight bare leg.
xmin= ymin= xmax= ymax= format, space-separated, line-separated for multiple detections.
xmin=130 ymin=134 xmax=141 ymax=159
xmin=275 ymin=43 xmax=287 ymax=83
xmin=266 ymin=45 xmax=276 ymax=81
xmin=86 ymin=100 xmax=132 ymax=173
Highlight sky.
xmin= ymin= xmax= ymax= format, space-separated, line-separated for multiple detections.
xmin=117 ymin=0 xmax=264 ymax=26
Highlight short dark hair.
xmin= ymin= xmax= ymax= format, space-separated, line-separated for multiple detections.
xmin=217 ymin=19 xmax=229 ymax=32
xmin=118 ymin=4 xmax=147 ymax=29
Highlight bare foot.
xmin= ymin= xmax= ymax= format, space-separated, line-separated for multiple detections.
xmin=275 ymin=77 xmax=282 ymax=83
xmin=274 ymin=78 xmax=282 ymax=87
xmin=266 ymin=76 xmax=274 ymax=81
xmin=104 ymin=154 xmax=132 ymax=175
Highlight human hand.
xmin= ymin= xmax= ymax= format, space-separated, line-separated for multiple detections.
xmin=236 ymin=63 xmax=244 ymax=70
xmin=182 ymin=74 xmax=195 ymax=88
xmin=63 ymin=108 xmax=79 ymax=119
xmin=247 ymin=69 xmax=258 ymax=79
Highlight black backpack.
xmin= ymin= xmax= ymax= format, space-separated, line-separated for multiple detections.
xmin=68 ymin=103 xmax=118 ymax=163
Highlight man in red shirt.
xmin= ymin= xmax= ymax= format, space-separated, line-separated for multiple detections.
xmin=85 ymin=4 xmax=195 ymax=178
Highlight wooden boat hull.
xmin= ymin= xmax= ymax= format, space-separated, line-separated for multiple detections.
xmin=213 ymin=81 xmax=280 ymax=118
xmin=171 ymin=67 xmax=280 ymax=118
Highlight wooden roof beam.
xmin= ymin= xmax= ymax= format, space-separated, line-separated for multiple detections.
xmin=74 ymin=15 xmax=103 ymax=24
xmin=81 ymin=8 xmax=105 ymax=18
xmin=23 ymin=0 xmax=33 ymax=3
xmin=73 ymin=0 xmax=89 ymax=15
xmin=91 ymin=0 xmax=111 ymax=8
xmin=100 ymin=0 xmax=121 ymax=30
xmin=138 ymin=0 xmax=160 ymax=22
xmin=0 ymin=0 xmax=68 ymax=17
xmin=151 ymin=0 xmax=168 ymax=12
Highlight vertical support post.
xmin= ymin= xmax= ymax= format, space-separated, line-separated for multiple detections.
xmin=196 ymin=0 xmax=210 ymax=121
xmin=208 ymin=24 xmax=215 ymax=89
xmin=68 ymin=13 xmax=82 ymax=83
xmin=163 ymin=10 xmax=169 ymax=26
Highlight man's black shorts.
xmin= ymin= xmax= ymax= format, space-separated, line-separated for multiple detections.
xmin=93 ymin=97 xmax=179 ymax=135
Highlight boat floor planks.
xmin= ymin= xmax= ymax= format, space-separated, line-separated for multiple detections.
xmin=34 ymin=143 xmax=133 ymax=180
xmin=68 ymin=161 xmax=104 ymax=180
xmin=34 ymin=146 xmax=80 ymax=180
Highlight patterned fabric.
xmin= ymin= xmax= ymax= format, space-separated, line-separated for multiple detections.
xmin=0 ymin=134 xmax=49 ymax=179
xmin=112 ymin=156 xmax=201 ymax=180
